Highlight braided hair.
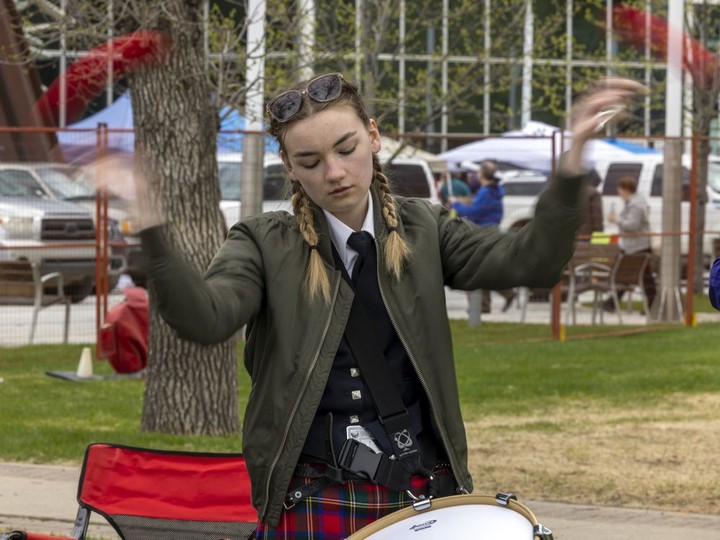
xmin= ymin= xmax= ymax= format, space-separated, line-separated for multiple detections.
xmin=269 ymin=74 xmax=411 ymax=303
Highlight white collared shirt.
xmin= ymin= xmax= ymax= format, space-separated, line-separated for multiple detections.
xmin=323 ymin=192 xmax=375 ymax=276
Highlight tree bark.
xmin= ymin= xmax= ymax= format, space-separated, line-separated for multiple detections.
xmin=692 ymin=84 xmax=718 ymax=294
xmin=130 ymin=0 xmax=239 ymax=435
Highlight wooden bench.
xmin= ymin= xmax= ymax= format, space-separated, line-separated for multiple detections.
xmin=519 ymin=242 xmax=621 ymax=324
xmin=0 ymin=260 xmax=70 ymax=344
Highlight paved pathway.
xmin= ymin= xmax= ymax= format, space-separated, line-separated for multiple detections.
xmin=1 ymin=461 xmax=720 ymax=539
xmin=2 ymin=287 xmax=718 ymax=347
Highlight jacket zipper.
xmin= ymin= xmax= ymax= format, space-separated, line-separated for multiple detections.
xmin=375 ymin=248 xmax=468 ymax=494
xmin=260 ymin=276 xmax=341 ymax=519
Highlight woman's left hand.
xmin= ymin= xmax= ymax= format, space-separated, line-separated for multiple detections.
xmin=562 ymin=77 xmax=649 ymax=175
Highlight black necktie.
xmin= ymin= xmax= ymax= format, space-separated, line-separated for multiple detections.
xmin=347 ymin=231 xmax=374 ymax=285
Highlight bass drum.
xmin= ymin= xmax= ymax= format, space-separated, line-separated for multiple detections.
xmin=346 ymin=493 xmax=553 ymax=540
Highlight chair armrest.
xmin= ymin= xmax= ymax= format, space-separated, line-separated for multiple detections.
xmin=575 ymin=262 xmax=612 ymax=275
xmin=40 ymin=272 xmax=65 ymax=297
xmin=40 ymin=271 xmax=63 ymax=286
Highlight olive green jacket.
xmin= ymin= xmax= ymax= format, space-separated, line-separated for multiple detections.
xmin=140 ymin=171 xmax=583 ymax=526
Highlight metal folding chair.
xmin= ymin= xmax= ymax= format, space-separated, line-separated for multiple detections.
xmin=592 ymin=252 xmax=651 ymax=324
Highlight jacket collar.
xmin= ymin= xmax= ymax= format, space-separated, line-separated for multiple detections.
xmin=309 ymin=186 xmax=388 ymax=269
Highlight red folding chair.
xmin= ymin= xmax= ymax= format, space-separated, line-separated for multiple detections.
xmin=1 ymin=442 xmax=257 ymax=540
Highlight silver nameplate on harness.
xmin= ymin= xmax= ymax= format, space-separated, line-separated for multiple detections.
xmin=346 ymin=425 xmax=382 ymax=454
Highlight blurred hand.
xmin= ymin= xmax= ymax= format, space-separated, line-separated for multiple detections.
xmin=572 ymin=77 xmax=648 ymax=141
xmin=608 ymin=212 xmax=618 ymax=224
xmin=83 ymin=153 xmax=163 ymax=230
xmin=563 ymin=77 xmax=649 ymax=174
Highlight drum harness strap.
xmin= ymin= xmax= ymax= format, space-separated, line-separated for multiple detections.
xmin=284 ymin=283 xmax=433 ymax=509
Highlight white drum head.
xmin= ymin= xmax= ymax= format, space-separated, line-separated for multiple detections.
xmin=347 ymin=494 xmax=542 ymax=540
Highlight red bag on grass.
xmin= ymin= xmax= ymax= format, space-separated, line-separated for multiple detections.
xmin=98 ymin=287 xmax=148 ymax=374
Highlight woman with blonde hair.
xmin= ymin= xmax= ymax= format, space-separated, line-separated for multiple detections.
xmin=110 ymin=73 xmax=645 ymax=538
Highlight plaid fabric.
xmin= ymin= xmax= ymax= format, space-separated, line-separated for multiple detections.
xmin=256 ymin=469 xmax=444 ymax=540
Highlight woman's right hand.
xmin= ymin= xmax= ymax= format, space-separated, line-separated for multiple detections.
xmin=83 ymin=152 xmax=164 ymax=230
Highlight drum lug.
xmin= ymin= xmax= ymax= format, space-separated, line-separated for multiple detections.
xmin=411 ymin=496 xmax=432 ymax=512
xmin=534 ymin=523 xmax=554 ymax=540
xmin=405 ymin=489 xmax=433 ymax=511
xmin=495 ymin=491 xmax=518 ymax=506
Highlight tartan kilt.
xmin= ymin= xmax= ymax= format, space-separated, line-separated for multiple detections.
xmin=255 ymin=472 xmax=434 ymax=540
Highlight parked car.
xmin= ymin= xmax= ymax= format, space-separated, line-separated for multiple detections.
xmin=0 ymin=162 xmax=142 ymax=286
xmin=218 ymin=153 xmax=292 ymax=228
xmin=497 ymin=153 xmax=720 ymax=264
xmin=218 ymin=152 xmax=439 ymax=230
xmin=381 ymin=155 xmax=440 ymax=203
xmin=593 ymin=153 xmax=720 ymax=262
xmin=496 ymin=169 xmax=548 ymax=232
xmin=0 ymin=165 xmax=124 ymax=301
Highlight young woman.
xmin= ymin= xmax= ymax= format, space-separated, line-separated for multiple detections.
xmin=110 ymin=73 xmax=646 ymax=539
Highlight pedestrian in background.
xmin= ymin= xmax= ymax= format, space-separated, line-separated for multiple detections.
xmin=436 ymin=171 xmax=472 ymax=207
xmin=605 ymin=175 xmax=656 ymax=311
xmin=449 ymin=160 xmax=516 ymax=312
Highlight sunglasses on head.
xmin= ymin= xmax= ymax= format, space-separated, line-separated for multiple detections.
xmin=267 ymin=73 xmax=346 ymax=123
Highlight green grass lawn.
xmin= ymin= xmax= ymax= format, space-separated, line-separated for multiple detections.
xmin=1 ymin=313 xmax=719 ymax=464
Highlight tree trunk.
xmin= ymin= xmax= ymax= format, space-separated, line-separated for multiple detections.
xmin=688 ymin=2 xmax=720 ymax=295
xmin=130 ymin=0 xmax=239 ymax=435
xmin=693 ymin=136 xmax=709 ymax=294
xmin=691 ymin=79 xmax=720 ymax=294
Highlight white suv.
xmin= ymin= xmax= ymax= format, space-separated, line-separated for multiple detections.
xmin=218 ymin=152 xmax=439 ymax=230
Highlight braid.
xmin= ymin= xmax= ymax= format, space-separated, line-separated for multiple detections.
xmin=372 ymin=156 xmax=411 ymax=279
xmin=291 ymin=182 xmax=331 ymax=303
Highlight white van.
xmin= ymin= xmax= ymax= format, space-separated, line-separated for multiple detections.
xmin=218 ymin=153 xmax=291 ymax=228
xmin=497 ymin=169 xmax=548 ymax=232
xmin=218 ymin=153 xmax=439 ymax=230
xmin=498 ymin=154 xmax=720 ymax=262
xmin=593 ymin=153 xmax=720 ymax=262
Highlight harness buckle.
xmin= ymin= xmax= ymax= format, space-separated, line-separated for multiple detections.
xmin=337 ymin=438 xmax=382 ymax=480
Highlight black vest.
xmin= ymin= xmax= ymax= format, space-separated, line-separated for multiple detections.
xmin=301 ymin=239 xmax=434 ymax=463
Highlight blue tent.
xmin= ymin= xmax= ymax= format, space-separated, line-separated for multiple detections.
xmin=603 ymin=138 xmax=659 ymax=155
xmin=216 ymin=107 xmax=279 ymax=154
xmin=57 ymin=92 xmax=278 ymax=161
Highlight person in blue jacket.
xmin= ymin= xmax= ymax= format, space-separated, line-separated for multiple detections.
xmin=450 ymin=161 xmax=504 ymax=226
xmin=449 ymin=161 xmax=516 ymax=312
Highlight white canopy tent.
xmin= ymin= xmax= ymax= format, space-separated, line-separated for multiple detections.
xmin=439 ymin=121 xmax=658 ymax=173
xmin=379 ymin=136 xmax=447 ymax=173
